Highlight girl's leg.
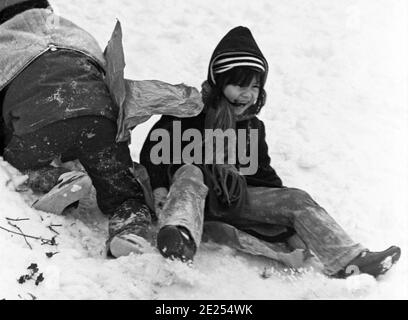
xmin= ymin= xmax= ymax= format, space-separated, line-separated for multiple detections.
xmin=156 ymin=164 xmax=209 ymax=260
xmin=232 ymin=187 xmax=365 ymax=275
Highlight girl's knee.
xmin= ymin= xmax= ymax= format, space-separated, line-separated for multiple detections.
xmin=173 ymin=164 xmax=204 ymax=183
xmin=286 ymin=188 xmax=317 ymax=206
xmin=288 ymin=188 xmax=310 ymax=198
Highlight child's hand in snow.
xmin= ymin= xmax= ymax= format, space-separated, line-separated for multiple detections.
xmin=153 ymin=187 xmax=168 ymax=216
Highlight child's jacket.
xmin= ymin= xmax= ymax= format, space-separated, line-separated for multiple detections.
xmin=140 ymin=113 xmax=283 ymax=191
xmin=141 ymin=26 xmax=283 ymax=191
xmin=0 ymin=8 xmax=105 ymax=93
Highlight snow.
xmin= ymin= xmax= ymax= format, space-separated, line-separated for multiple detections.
xmin=1 ymin=0 xmax=407 ymax=300
xmin=70 ymin=185 xmax=82 ymax=193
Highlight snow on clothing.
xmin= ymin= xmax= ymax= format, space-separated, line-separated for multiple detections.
xmin=0 ymin=8 xmax=110 ymax=136
xmin=2 ymin=49 xmax=117 ymax=138
xmin=0 ymin=8 xmax=105 ymax=91
xmin=140 ymin=26 xmax=365 ymax=274
xmin=0 ymin=6 xmax=149 ymax=230
xmin=158 ymin=164 xmax=208 ymax=249
xmin=4 ymin=116 xmax=147 ymax=215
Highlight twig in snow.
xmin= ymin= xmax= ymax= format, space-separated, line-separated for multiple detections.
xmin=7 ymin=221 xmax=32 ymax=250
xmin=6 ymin=217 xmax=30 ymax=222
xmin=5 ymin=179 xmax=12 ymax=188
xmin=46 ymin=252 xmax=59 ymax=258
xmin=41 ymin=236 xmax=58 ymax=246
xmin=47 ymin=225 xmax=60 ymax=235
xmin=48 ymin=224 xmax=62 ymax=235
xmin=0 ymin=225 xmax=57 ymax=246
xmin=27 ymin=293 xmax=37 ymax=300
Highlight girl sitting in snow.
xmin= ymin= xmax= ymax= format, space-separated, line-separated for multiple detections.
xmin=139 ymin=26 xmax=401 ymax=278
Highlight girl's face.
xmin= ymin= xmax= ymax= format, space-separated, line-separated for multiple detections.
xmin=222 ymin=76 xmax=260 ymax=116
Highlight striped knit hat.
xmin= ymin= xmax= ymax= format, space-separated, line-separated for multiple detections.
xmin=210 ymin=51 xmax=267 ymax=85
xmin=208 ymin=26 xmax=268 ymax=87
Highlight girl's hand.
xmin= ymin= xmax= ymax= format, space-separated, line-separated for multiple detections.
xmin=212 ymin=164 xmax=246 ymax=208
xmin=153 ymin=187 xmax=169 ymax=216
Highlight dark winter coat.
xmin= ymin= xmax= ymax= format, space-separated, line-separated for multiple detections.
xmin=140 ymin=26 xmax=282 ymax=192
xmin=140 ymin=113 xmax=283 ymax=191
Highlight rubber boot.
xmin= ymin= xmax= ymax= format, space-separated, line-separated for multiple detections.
xmin=156 ymin=164 xmax=208 ymax=262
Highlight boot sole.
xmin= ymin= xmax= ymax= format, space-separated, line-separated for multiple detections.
xmin=109 ymin=234 xmax=152 ymax=258
xmin=376 ymin=246 xmax=401 ymax=276
xmin=157 ymin=226 xmax=196 ymax=262
xmin=344 ymin=246 xmax=401 ymax=278
xmin=32 ymin=172 xmax=91 ymax=214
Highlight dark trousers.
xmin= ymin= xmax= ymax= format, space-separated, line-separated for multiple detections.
xmin=3 ymin=116 xmax=145 ymax=216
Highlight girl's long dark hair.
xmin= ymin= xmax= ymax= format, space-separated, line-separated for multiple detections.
xmin=201 ymin=68 xmax=263 ymax=208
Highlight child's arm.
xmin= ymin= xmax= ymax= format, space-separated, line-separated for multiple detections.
xmin=244 ymin=118 xmax=284 ymax=188
xmin=139 ymin=116 xmax=175 ymax=191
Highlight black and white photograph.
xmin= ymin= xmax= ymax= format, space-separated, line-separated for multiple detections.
xmin=0 ymin=0 xmax=407 ymax=302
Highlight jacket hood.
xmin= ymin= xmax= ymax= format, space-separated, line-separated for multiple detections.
xmin=207 ymin=26 xmax=269 ymax=87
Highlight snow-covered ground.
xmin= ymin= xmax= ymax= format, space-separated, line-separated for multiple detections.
xmin=1 ymin=0 xmax=407 ymax=300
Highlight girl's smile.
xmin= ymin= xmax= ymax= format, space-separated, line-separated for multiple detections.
xmin=223 ymin=77 xmax=260 ymax=115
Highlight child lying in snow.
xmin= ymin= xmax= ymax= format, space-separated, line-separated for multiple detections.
xmin=0 ymin=2 xmax=203 ymax=257
xmin=136 ymin=26 xmax=401 ymax=279
xmin=0 ymin=0 xmax=152 ymax=254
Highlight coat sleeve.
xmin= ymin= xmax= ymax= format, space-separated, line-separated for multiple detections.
xmin=244 ymin=118 xmax=284 ymax=188
xmin=140 ymin=114 xmax=206 ymax=191
xmin=139 ymin=116 xmax=174 ymax=191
